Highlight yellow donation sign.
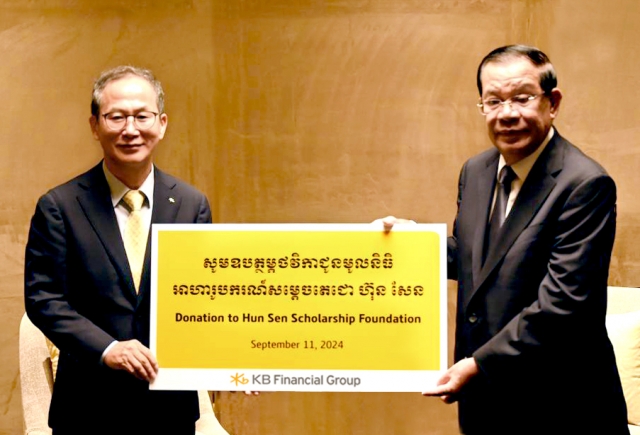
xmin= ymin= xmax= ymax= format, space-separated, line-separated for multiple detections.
xmin=150 ymin=223 xmax=447 ymax=392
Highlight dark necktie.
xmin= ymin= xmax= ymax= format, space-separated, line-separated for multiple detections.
xmin=483 ymin=165 xmax=516 ymax=263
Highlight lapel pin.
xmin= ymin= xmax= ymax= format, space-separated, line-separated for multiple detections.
xmin=169 ymin=197 xmax=175 ymax=203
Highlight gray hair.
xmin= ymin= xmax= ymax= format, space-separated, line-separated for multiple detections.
xmin=91 ymin=65 xmax=165 ymax=117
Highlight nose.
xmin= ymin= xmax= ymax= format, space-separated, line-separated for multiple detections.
xmin=497 ymin=101 xmax=519 ymax=118
xmin=123 ymin=116 xmax=140 ymax=134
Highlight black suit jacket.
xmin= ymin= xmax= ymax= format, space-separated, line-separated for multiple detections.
xmin=24 ymin=163 xmax=212 ymax=432
xmin=448 ymin=132 xmax=629 ymax=434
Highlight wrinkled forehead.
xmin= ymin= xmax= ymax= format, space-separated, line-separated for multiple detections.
xmin=102 ymin=75 xmax=155 ymax=95
xmin=99 ymin=76 xmax=159 ymax=109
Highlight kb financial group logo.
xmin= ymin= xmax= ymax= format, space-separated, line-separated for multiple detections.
xmin=230 ymin=373 xmax=250 ymax=386
xmin=230 ymin=372 xmax=362 ymax=388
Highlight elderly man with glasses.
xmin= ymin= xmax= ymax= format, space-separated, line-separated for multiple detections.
xmin=384 ymin=45 xmax=629 ymax=434
xmin=25 ymin=66 xmax=212 ymax=435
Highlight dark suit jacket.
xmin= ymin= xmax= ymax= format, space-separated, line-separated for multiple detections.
xmin=24 ymin=163 xmax=212 ymax=433
xmin=448 ymin=131 xmax=629 ymax=434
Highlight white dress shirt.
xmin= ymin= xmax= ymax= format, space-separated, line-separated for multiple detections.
xmin=493 ymin=127 xmax=555 ymax=218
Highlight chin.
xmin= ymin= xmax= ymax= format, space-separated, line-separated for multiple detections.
xmin=496 ymin=141 xmax=537 ymax=162
xmin=112 ymin=155 xmax=151 ymax=168
xmin=117 ymin=149 xmax=150 ymax=160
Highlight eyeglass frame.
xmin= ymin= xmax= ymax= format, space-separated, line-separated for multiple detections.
xmin=100 ymin=111 xmax=160 ymax=131
xmin=476 ymin=93 xmax=547 ymax=115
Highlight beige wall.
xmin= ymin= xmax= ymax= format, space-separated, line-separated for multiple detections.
xmin=3 ymin=1 xmax=640 ymax=434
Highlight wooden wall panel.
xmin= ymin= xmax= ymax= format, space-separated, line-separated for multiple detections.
xmin=545 ymin=1 xmax=640 ymax=287
xmin=208 ymin=2 xmax=509 ymax=225
xmin=3 ymin=1 xmax=640 ymax=434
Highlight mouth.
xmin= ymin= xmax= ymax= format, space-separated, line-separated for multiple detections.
xmin=497 ymin=129 xmax=527 ymax=139
xmin=496 ymin=129 xmax=524 ymax=136
xmin=495 ymin=130 xmax=528 ymax=144
xmin=117 ymin=143 xmax=144 ymax=149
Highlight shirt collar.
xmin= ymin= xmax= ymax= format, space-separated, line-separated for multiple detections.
xmin=498 ymin=126 xmax=554 ymax=181
xmin=102 ymin=162 xmax=155 ymax=209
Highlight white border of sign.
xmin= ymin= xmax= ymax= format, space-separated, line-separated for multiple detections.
xmin=150 ymin=223 xmax=447 ymax=392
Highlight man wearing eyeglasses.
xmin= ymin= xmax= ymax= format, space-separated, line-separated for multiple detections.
xmin=24 ymin=66 xmax=212 ymax=434
xmin=383 ymin=45 xmax=629 ymax=434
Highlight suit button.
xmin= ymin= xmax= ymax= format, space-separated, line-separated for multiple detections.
xmin=468 ymin=314 xmax=478 ymax=324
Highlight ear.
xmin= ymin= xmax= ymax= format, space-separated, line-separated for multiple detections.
xmin=548 ymin=88 xmax=563 ymax=119
xmin=158 ymin=113 xmax=168 ymax=140
xmin=89 ymin=115 xmax=100 ymax=140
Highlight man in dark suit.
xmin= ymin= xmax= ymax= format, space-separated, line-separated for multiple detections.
xmin=24 ymin=66 xmax=211 ymax=435
xmin=384 ymin=45 xmax=629 ymax=434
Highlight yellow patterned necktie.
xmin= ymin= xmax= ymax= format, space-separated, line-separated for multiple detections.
xmin=122 ymin=190 xmax=147 ymax=293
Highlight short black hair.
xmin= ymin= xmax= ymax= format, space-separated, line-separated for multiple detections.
xmin=476 ymin=45 xmax=557 ymax=96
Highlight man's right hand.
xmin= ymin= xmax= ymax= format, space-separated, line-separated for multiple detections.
xmin=104 ymin=339 xmax=159 ymax=382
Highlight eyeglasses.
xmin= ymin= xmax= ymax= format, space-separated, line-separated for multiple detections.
xmin=477 ymin=94 xmax=544 ymax=115
xmin=101 ymin=111 xmax=159 ymax=131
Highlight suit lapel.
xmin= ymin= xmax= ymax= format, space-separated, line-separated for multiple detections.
xmin=137 ymin=168 xmax=181 ymax=298
xmin=470 ymin=154 xmax=499 ymax=288
xmin=151 ymin=168 xmax=181 ymax=224
xmin=75 ymin=163 xmax=138 ymax=302
xmin=471 ymin=133 xmax=564 ymax=300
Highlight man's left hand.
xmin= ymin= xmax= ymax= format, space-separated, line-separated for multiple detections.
xmin=422 ymin=357 xmax=479 ymax=404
